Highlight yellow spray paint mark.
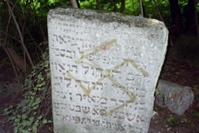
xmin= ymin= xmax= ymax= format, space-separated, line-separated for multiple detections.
xmin=66 ymin=39 xmax=149 ymax=116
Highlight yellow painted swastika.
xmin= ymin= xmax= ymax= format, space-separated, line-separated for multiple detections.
xmin=67 ymin=39 xmax=149 ymax=116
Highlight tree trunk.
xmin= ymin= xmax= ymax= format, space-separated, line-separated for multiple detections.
xmin=184 ymin=0 xmax=198 ymax=36
xmin=70 ymin=0 xmax=79 ymax=8
xmin=112 ymin=0 xmax=117 ymax=12
xmin=153 ymin=0 xmax=164 ymax=22
xmin=6 ymin=47 xmax=30 ymax=75
xmin=96 ymin=0 xmax=100 ymax=9
xmin=120 ymin=0 xmax=125 ymax=13
xmin=169 ymin=0 xmax=183 ymax=39
xmin=138 ymin=0 xmax=144 ymax=17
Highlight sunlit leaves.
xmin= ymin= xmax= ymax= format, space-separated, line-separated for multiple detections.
xmin=16 ymin=0 xmax=183 ymax=20
xmin=80 ymin=0 xmax=96 ymax=9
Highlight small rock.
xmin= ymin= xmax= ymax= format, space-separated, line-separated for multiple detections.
xmin=155 ymin=91 xmax=165 ymax=107
xmin=156 ymin=79 xmax=194 ymax=115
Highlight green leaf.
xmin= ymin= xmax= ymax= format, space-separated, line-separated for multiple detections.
xmin=38 ymin=73 xmax=44 ymax=81
xmin=14 ymin=127 xmax=19 ymax=133
xmin=33 ymin=87 xmax=38 ymax=91
xmin=22 ymin=114 xmax=28 ymax=119
xmin=192 ymin=112 xmax=199 ymax=117
xmin=166 ymin=116 xmax=179 ymax=127
xmin=38 ymin=115 xmax=43 ymax=120
xmin=21 ymin=120 xmax=29 ymax=126
xmin=48 ymin=120 xmax=53 ymax=123
xmin=33 ymin=112 xmax=37 ymax=115
xmin=32 ymin=104 xmax=39 ymax=110
xmin=29 ymin=117 xmax=34 ymax=122
xmin=42 ymin=119 xmax=48 ymax=124
xmin=8 ymin=116 xmax=16 ymax=121
xmin=25 ymin=121 xmax=32 ymax=126
xmin=35 ymin=98 xmax=41 ymax=104
xmin=15 ymin=118 xmax=20 ymax=122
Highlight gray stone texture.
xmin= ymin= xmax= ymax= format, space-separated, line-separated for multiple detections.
xmin=156 ymin=79 xmax=194 ymax=115
xmin=48 ymin=8 xmax=168 ymax=133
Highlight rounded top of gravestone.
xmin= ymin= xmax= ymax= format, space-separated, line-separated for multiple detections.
xmin=48 ymin=8 xmax=166 ymax=28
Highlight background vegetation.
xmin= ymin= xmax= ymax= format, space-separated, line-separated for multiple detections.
xmin=0 ymin=0 xmax=198 ymax=132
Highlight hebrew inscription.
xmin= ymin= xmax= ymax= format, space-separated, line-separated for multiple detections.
xmin=48 ymin=8 xmax=168 ymax=133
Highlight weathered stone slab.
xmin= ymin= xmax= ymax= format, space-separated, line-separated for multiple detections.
xmin=156 ymin=79 xmax=194 ymax=115
xmin=48 ymin=8 xmax=168 ymax=133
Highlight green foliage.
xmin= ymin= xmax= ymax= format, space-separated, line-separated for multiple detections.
xmin=19 ymin=0 xmax=70 ymax=16
xmin=192 ymin=112 xmax=199 ymax=117
xmin=4 ymin=50 xmax=52 ymax=133
xmin=80 ymin=0 xmax=96 ymax=9
xmin=124 ymin=0 xmax=139 ymax=15
xmin=1 ymin=0 xmax=198 ymax=131
xmin=166 ymin=116 xmax=179 ymax=127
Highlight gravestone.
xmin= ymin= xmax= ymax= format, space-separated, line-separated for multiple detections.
xmin=48 ymin=8 xmax=168 ymax=133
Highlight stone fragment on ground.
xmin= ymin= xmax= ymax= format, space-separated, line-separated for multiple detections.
xmin=156 ymin=79 xmax=194 ymax=115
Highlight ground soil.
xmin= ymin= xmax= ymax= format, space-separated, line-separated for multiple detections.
xmin=148 ymin=56 xmax=199 ymax=133
xmin=0 ymin=50 xmax=199 ymax=133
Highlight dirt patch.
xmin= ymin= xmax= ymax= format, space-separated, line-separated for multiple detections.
xmin=149 ymin=56 xmax=199 ymax=133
